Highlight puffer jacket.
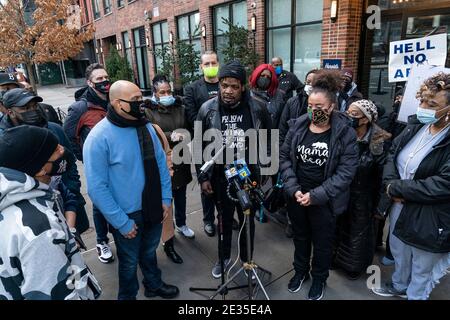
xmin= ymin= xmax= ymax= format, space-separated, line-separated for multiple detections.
xmin=335 ymin=124 xmax=391 ymax=272
xmin=0 ymin=167 xmax=101 ymax=300
xmin=280 ymin=111 xmax=359 ymax=215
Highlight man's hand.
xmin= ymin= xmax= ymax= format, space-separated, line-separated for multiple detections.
xmin=299 ymin=192 xmax=311 ymax=206
xmin=162 ymin=204 xmax=172 ymax=222
xmin=124 ymin=224 xmax=138 ymax=239
xmin=201 ymin=181 xmax=214 ymax=195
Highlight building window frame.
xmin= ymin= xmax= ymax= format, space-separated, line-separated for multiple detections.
xmin=117 ymin=0 xmax=124 ymax=8
xmin=103 ymin=0 xmax=112 ymax=15
xmin=92 ymin=0 xmax=101 ymax=20
xmin=265 ymin=0 xmax=323 ymax=75
xmin=176 ymin=11 xmax=201 ymax=43
xmin=151 ymin=20 xmax=170 ymax=74
xmin=212 ymin=0 xmax=248 ymax=61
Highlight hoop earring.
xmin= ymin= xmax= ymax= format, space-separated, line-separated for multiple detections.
xmin=446 ymin=113 xmax=449 ymax=122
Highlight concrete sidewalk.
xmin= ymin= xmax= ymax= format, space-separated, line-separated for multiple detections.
xmin=77 ymin=163 xmax=449 ymax=301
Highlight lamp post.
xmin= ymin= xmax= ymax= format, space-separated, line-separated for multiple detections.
xmin=201 ymin=24 xmax=207 ymax=51
xmin=251 ymin=14 xmax=257 ymax=68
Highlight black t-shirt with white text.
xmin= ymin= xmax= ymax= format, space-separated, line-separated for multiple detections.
xmin=206 ymin=81 xmax=219 ymax=100
xmin=296 ymin=128 xmax=331 ymax=192
xmin=220 ymin=102 xmax=253 ymax=164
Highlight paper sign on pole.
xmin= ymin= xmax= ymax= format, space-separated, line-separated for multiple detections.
xmin=397 ymin=65 xmax=450 ymax=123
xmin=388 ymin=33 xmax=447 ymax=83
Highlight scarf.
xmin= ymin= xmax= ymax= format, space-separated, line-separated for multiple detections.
xmin=106 ymin=106 xmax=163 ymax=226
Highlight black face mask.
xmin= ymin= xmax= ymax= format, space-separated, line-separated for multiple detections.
xmin=47 ymin=153 xmax=68 ymax=176
xmin=256 ymin=77 xmax=271 ymax=91
xmin=343 ymin=81 xmax=353 ymax=92
xmin=348 ymin=116 xmax=363 ymax=129
xmin=16 ymin=108 xmax=48 ymax=127
xmin=120 ymin=99 xmax=145 ymax=119
xmin=94 ymin=80 xmax=111 ymax=95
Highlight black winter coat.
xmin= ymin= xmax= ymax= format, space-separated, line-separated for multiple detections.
xmin=380 ymin=118 xmax=450 ymax=253
xmin=184 ymin=78 xmax=215 ymax=129
xmin=145 ymin=97 xmax=193 ymax=190
xmin=195 ymin=91 xmax=272 ymax=184
xmin=335 ymin=124 xmax=391 ymax=272
xmin=280 ymin=111 xmax=359 ymax=215
xmin=278 ymin=92 xmax=309 ymax=144
xmin=250 ymin=89 xmax=286 ymax=129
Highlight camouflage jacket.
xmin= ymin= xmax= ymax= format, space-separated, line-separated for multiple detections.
xmin=0 ymin=168 xmax=101 ymax=300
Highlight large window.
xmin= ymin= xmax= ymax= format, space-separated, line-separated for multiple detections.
xmin=117 ymin=0 xmax=124 ymax=7
xmin=177 ymin=12 xmax=201 ymax=53
xmin=266 ymin=0 xmax=323 ymax=81
xmin=122 ymin=31 xmax=133 ymax=71
xmin=92 ymin=0 xmax=100 ymax=19
xmin=152 ymin=21 xmax=169 ymax=73
xmin=103 ymin=0 xmax=111 ymax=14
xmin=213 ymin=1 xmax=247 ymax=62
xmin=133 ymin=27 xmax=151 ymax=90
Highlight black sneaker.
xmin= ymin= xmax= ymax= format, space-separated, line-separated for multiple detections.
xmin=308 ymin=280 xmax=325 ymax=300
xmin=204 ymin=223 xmax=216 ymax=237
xmin=288 ymin=272 xmax=310 ymax=293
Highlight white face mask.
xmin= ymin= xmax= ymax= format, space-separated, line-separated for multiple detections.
xmin=304 ymin=84 xmax=313 ymax=96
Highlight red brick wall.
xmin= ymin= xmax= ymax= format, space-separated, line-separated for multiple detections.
xmin=321 ymin=0 xmax=364 ymax=81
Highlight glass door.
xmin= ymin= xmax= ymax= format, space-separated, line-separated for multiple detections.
xmin=367 ymin=19 xmax=402 ymax=111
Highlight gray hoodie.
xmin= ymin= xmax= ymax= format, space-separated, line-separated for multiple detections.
xmin=0 ymin=167 xmax=101 ymax=300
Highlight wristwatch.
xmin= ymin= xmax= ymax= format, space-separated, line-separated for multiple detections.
xmin=69 ymin=227 xmax=77 ymax=234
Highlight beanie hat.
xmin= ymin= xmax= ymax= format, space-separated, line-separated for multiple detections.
xmin=351 ymin=99 xmax=378 ymax=122
xmin=342 ymin=68 xmax=354 ymax=80
xmin=219 ymin=60 xmax=247 ymax=85
xmin=0 ymin=125 xmax=59 ymax=176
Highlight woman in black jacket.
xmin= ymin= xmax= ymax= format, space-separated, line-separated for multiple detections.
xmin=280 ymin=70 xmax=358 ymax=300
xmin=372 ymin=72 xmax=450 ymax=300
xmin=249 ymin=64 xmax=286 ymax=128
xmin=334 ymin=99 xmax=391 ymax=279
xmin=145 ymin=75 xmax=194 ymax=264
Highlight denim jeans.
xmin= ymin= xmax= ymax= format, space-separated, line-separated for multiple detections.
xmin=93 ymin=205 xmax=109 ymax=244
xmin=111 ymin=211 xmax=163 ymax=300
xmin=173 ymin=185 xmax=187 ymax=227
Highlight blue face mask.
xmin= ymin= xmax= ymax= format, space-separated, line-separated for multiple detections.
xmin=416 ymin=107 xmax=438 ymax=124
xmin=275 ymin=66 xmax=282 ymax=76
xmin=159 ymin=95 xmax=176 ymax=106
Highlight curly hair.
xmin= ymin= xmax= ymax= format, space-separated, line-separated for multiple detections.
xmin=416 ymin=72 xmax=450 ymax=104
xmin=311 ymin=69 xmax=342 ymax=104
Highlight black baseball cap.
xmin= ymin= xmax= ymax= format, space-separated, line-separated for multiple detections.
xmin=0 ymin=72 xmax=19 ymax=86
xmin=2 ymin=88 xmax=43 ymax=109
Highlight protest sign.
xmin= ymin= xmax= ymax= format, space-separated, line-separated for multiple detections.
xmin=388 ymin=33 xmax=447 ymax=83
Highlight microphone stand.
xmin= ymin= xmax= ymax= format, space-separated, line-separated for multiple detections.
xmin=189 ymin=145 xmax=248 ymax=299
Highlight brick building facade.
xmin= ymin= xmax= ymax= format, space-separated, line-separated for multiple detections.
xmin=85 ymin=0 xmax=450 ymax=110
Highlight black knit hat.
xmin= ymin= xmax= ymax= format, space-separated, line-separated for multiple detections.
xmin=219 ymin=60 xmax=247 ymax=85
xmin=0 ymin=125 xmax=59 ymax=176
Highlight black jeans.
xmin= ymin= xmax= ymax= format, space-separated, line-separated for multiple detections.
xmin=111 ymin=211 xmax=163 ymax=300
xmin=211 ymin=178 xmax=255 ymax=262
xmin=288 ymin=199 xmax=336 ymax=282
xmin=201 ymin=192 xmax=216 ymax=225
xmin=173 ymin=185 xmax=187 ymax=227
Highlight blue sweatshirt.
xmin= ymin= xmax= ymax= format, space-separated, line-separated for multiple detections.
xmin=83 ymin=118 xmax=172 ymax=235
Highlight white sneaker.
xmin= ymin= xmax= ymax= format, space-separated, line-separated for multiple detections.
xmin=176 ymin=225 xmax=195 ymax=239
xmin=96 ymin=242 xmax=114 ymax=263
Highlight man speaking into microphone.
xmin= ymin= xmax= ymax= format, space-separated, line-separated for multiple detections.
xmin=195 ymin=60 xmax=272 ymax=279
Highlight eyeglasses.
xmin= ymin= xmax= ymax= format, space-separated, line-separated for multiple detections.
xmin=119 ymin=98 xmax=144 ymax=104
